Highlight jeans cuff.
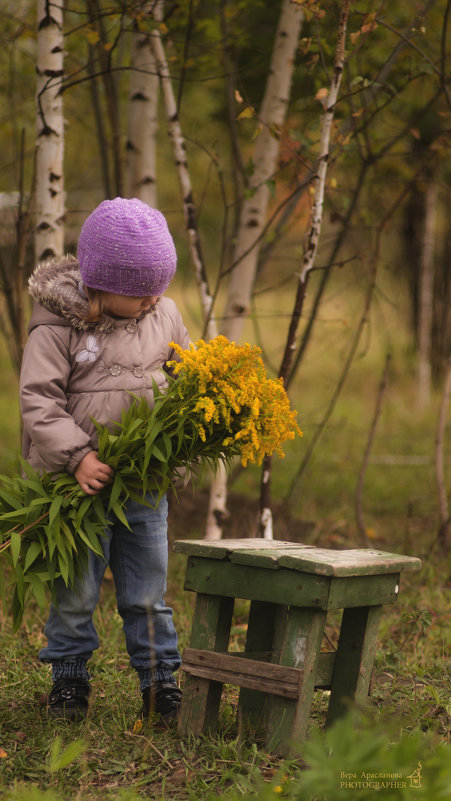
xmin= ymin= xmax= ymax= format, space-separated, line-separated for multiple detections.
xmin=137 ymin=667 xmax=176 ymax=693
xmin=52 ymin=659 xmax=90 ymax=682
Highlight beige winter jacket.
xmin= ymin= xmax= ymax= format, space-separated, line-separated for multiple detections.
xmin=20 ymin=256 xmax=189 ymax=475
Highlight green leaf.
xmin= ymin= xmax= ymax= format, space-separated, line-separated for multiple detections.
xmin=12 ymin=587 xmax=24 ymax=632
xmin=58 ymin=551 xmax=70 ymax=586
xmin=24 ymin=541 xmax=42 ymax=572
xmin=0 ymin=506 xmax=33 ymax=520
xmin=77 ymin=526 xmax=104 ymax=557
xmin=48 ymin=736 xmax=87 ymax=773
xmin=27 ymin=572 xmax=47 ymax=609
xmin=107 ymin=472 xmax=124 ymax=512
xmin=22 ymin=479 xmax=49 ymax=496
xmin=60 ymin=520 xmax=77 ymax=552
xmin=49 ymin=495 xmax=64 ymax=526
xmin=75 ymin=496 xmax=93 ymax=529
xmin=162 ymin=432 xmax=173 ymax=458
xmin=10 ymin=530 xmax=21 ymax=567
xmin=0 ymin=487 xmax=23 ymax=510
xmin=111 ymin=500 xmax=130 ymax=529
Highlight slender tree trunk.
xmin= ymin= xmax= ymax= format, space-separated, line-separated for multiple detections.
xmin=126 ymin=1 xmax=162 ymax=205
xmin=259 ymin=0 xmax=352 ymax=538
xmin=150 ymin=24 xmax=231 ymax=539
xmin=150 ymin=26 xmax=214 ymax=331
xmin=222 ymin=0 xmax=304 ymax=343
xmin=16 ymin=128 xmax=31 ymax=370
xmin=35 ymin=0 xmax=64 ymax=262
xmin=86 ymin=0 xmax=123 ymax=197
xmin=87 ymin=42 xmax=112 ymax=198
xmin=418 ymin=180 xmax=437 ymax=409
xmin=436 ymin=357 xmax=451 ymax=553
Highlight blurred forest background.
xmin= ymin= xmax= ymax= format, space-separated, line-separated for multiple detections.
xmin=0 ymin=4 xmax=450 ymax=799
xmin=0 ymin=0 xmax=449 ymax=549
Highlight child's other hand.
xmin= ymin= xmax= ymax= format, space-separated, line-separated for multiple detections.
xmin=74 ymin=451 xmax=115 ymax=495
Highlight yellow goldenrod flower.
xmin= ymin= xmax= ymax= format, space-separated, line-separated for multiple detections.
xmin=168 ymin=336 xmax=302 ymax=466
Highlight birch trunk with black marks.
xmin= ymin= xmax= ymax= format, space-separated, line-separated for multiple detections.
xmin=259 ymin=0 xmax=352 ymax=539
xmin=35 ymin=0 xmax=64 ymax=262
xmin=126 ymin=1 xmax=163 ymax=206
xmin=222 ymin=0 xmax=304 ymax=343
xmin=150 ymin=25 xmax=229 ymax=539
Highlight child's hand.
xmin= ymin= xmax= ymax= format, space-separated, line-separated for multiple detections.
xmin=74 ymin=451 xmax=115 ymax=495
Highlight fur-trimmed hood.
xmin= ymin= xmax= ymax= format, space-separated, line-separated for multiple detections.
xmin=28 ymin=255 xmax=117 ymax=333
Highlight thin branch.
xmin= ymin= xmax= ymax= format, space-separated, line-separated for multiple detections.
xmin=176 ymin=0 xmax=194 ymax=114
xmin=287 ymin=157 xmax=370 ymax=388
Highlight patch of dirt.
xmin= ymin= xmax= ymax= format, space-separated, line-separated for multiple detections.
xmin=168 ymin=486 xmax=315 ymax=543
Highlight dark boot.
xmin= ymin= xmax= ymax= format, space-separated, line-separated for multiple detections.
xmin=141 ymin=681 xmax=182 ymax=721
xmin=48 ymin=677 xmax=91 ymax=721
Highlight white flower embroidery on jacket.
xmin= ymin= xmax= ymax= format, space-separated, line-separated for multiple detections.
xmin=76 ymin=334 xmax=99 ymax=363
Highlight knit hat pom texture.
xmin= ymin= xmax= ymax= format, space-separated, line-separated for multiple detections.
xmin=77 ymin=197 xmax=177 ymax=297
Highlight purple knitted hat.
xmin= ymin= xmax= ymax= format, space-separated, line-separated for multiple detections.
xmin=77 ymin=197 xmax=177 ymax=296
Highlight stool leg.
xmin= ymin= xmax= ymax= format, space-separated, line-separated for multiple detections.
xmin=238 ymin=600 xmax=278 ymax=732
xmin=179 ymin=592 xmax=234 ymax=736
xmin=326 ymin=604 xmax=382 ymax=727
xmin=266 ymin=606 xmax=327 ymax=756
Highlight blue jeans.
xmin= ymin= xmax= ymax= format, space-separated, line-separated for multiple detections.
xmin=39 ymin=494 xmax=181 ymax=684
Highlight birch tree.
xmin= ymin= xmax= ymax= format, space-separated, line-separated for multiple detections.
xmin=222 ymin=0 xmax=304 ymax=343
xmin=35 ymin=0 xmax=64 ymax=262
xmin=126 ymin=1 xmax=163 ymax=205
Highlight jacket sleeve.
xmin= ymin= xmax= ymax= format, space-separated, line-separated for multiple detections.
xmin=19 ymin=325 xmax=92 ymax=474
xmin=165 ymin=301 xmax=190 ymax=365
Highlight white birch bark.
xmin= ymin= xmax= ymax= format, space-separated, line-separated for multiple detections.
xmin=222 ymin=0 xmax=304 ymax=342
xmin=126 ymin=1 xmax=162 ymax=205
xmin=35 ymin=0 xmax=64 ymax=262
xmin=418 ymin=180 xmax=437 ymax=409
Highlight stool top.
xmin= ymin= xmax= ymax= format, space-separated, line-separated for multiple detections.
xmin=173 ymin=538 xmax=422 ymax=577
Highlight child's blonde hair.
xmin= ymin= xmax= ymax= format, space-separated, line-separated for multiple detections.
xmin=84 ymin=286 xmax=109 ymax=323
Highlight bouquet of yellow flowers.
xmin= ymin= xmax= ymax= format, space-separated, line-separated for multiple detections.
xmin=0 ymin=336 xmax=301 ymax=629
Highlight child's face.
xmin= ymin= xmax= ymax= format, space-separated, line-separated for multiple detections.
xmin=103 ymin=293 xmax=159 ymax=319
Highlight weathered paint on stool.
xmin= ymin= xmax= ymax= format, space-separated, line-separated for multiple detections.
xmin=174 ymin=539 xmax=421 ymax=756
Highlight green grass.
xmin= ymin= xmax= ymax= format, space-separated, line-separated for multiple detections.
xmin=0 ymin=279 xmax=450 ymax=800
xmin=0 ymin=559 xmax=449 ymax=800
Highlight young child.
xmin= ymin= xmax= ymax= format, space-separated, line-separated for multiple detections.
xmin=19 ymin=197 xmax=189 ymax=722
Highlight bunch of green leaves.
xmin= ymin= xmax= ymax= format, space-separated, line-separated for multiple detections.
xmin=0 ymin=463 xmax=107 ymax=631
xmin=0 ymin=380 xmax=234 ymax=631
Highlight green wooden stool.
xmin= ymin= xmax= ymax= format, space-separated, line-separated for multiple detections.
xmin=173 ymin=538 xmax=421 ymax=755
